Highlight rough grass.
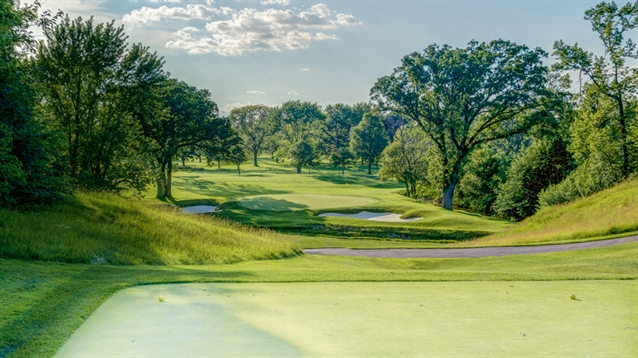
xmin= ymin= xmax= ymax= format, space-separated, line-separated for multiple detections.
xmin=466 ymin=179 xmax=638 ymax=246
xmin=0 ymin=192 xmax=301 ymax=265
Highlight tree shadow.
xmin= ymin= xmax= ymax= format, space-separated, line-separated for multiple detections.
xmin=314 ymin=175 xmax=400 ymax=189
xmin=237 ymin=197 xmax=309 ymax=211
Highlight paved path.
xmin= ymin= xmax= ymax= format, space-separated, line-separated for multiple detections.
xmin=304 ymin=235 xmax=638 ymax=258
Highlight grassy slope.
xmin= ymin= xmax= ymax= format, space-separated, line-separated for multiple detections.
xmin=163 ymin=159 xmax=512 ymax=241
xmin=0 ymin=192 xmax=300 ymax=265
xmin=466 ymin=179 xmax=638 ymax=246
xmin=2 ymin=241 xmax=637 ymax=357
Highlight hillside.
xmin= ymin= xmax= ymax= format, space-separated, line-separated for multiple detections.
xmin=0 ymin=192 xmax=301 ymax=265
xmin=465 ymin=179 xmax=638 ymax=246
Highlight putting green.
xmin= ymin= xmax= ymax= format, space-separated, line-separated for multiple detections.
xmin=237 ymin=193 xmax=376 ymax=211
xmin=55 ymin=281 xmax=637 ymax=357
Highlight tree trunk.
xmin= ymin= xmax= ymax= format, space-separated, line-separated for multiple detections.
xmin=166 ymin=162 xmax=173 ymax=197
xmin=198 ymin=156 xmax=202 ymax=163
xmin=617 ymin=97 xmax=629 ymax=178
xmin=156 ymin=176 xmax=165 ymax=199
xmin=217 ymin=159 xmax=221 ymax=169
xmin=405 ymin=182 xmax=410 ymax=197
xmin=367 ymin=158 xmax=372 ymax=175
xmin=296 ymin=165 xmax=301 ymax=174
xmin=442 ymin=178 xmax=457 ymax=210
xmin=237 ymin=164 xmax=241 ymax=175
xmin=275 ymin=157 xmax=279 ymax=163
xmin=181 ymin=156 xmax=185 ymax=166
xmin=253 ymin=151 xmax=258 ymax=166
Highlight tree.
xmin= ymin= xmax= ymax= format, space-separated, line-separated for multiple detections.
xmin=371 ymin=40 xmax=551 ymax=210
xmin=329 ymin=147 xmax=355 ymax=174
xmin=289 ymin=141 xmax=318 ymax=174
xmin=350 ymin=112 xmax=389 ymax=174
xmin=224 ymin=141 xmax=248 ymax=175
xmin=553 ymin=1 xmax=638 ymax=178
xmin=1 ymin=1 xmax=63 ymax=208
xmin=320 ymin=103 xmax=368 ymax=155
xmin=37 ymin=15 xmax=164 ymax=192
xmin=271 ymin=100 xmax=324 ymax=173
xmin=378 ymin=125 xmax=430 ymax=197
xmin=229 ymin=104 xmax=271 ymax=166
xmin=454 ymin=147 xmax=506 ymax=214
xmin=136 ymin=79 xmax=232 ymax=198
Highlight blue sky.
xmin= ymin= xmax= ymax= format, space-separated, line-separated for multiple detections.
xmin=38 ymin=0 xmax=613 ymax=114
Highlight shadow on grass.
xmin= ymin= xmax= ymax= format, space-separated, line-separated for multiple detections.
xmin=314 ymin=175 xmax=400 ymax=189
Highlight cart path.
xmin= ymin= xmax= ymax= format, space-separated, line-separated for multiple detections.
xmin=303 ymin=235 xmax=638 ymax=258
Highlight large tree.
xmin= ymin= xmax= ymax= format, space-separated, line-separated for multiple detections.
xmin=37 ymin=15 xmax=164 ymax=192
xmin=371 ymin=40 xmax=551 ymax=210
xmin=229 ymin=104 xmax=271 ymax=166
xmin=136 ymin=79 xmax=232 ymax=198
xmin=271 ymin=100 xmax=324 ymax=173
xmin=350 ymin=112 xmax=389 ymax=174
xmin=553 ymin=1 xmax=638 ymax=178
xmin=0 ymin=1 xmax=62 ymax=207
xmin=320 ymin=102 xmax=368 ymax=155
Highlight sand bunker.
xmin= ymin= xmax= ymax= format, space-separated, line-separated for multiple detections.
xmin=181 ymin=205 xmax=220 ymax=214
xmin=319 ymin=211 xmax=422 ymax=222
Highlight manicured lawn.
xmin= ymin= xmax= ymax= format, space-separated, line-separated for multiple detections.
xmin=2 ymin=242 xmax=636 ymax=357
xmin=161 ymin=159 xmax=513 ymax=242
xmin=55 ymin=281 xmax=637 ymax=357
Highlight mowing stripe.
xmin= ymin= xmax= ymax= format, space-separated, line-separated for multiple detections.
xmin=304 ymin=235 xmax=638 ymax=258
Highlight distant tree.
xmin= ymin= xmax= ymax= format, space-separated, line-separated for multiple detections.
xmin=329 ymin=147 xmax=355 ymax=174
xmin=350 ymin=112 xmax=389 ymax=174
xmin=225 ymin=142 xmax=248 ymax=175
xmin=320 ymin=103 xmax=368 ymax=154
xmin=289 ymin=141 xmax=318 ymax=174
xmin=372 ymin=40 xmax=551 ymax=209
xmin=553 ymin=1 xmax=638 ymax=178
xmin=271 ymin=100 xmax=324 ymax=173
xmin=378 ymin=126 xmax=430 ymax=197
xmin=0 ymin=1 xmax=63 ymax=207
xmin=37 ymin=15 xmax=165 ymax=193
xmin=229 ymin=104 xmax=271 ymax=166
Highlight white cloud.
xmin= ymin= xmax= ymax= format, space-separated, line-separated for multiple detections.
xmin=149 ymin=0 xmax=183 ymax=3
xmin=165 ymin=4 xmax=360 ymax=56
xmin=247 ymin=90 xmax=266 ymax=94
xmin=288 ymin=91 xmax=299 ymax=95
xmin=300 ymin=68 xmax=310 ymax=72
xmin=260 ymin=0 xmax=290 ymax=5
xmin=123 ymin=5 xmax=220 ymax=25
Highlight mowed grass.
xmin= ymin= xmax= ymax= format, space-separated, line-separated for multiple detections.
xmin=2 ymin=241 xmax=637 ymax=357
xmin=467 ymin=179 xmax=638 ymax=246
xmin=162 ymin=159 xmax=513 ymax=242
xmin=54 ymin=281 xmax=637 ymax=357
xmin=0 ymin=191 xmax=300 ymax=265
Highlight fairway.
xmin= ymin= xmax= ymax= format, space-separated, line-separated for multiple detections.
xmin=54 ymin=281 xmax=637 ymax=357
xmin=238 ymin=193 xmax=377 ymax=211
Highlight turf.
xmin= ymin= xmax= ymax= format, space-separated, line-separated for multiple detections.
xmin=0 ymin=192 xmax=300 ymax=265
xmin=469 ymin=179 xmax=638 ymax=246
xmin=54 ymin=281 xmax=637 ymax=357
xmin=161 ymin=159 xmax=513 ymax=242
xmin=2 ymin=242 xmax=636 ymax=357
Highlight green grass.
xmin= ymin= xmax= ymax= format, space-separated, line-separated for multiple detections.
xmin=161 ymin=159 xmax=513 ymax=242
xmin=467 ymin=179 xmax=638 ymax=246
xmin=2 ymin=242 xmax=636 ymax=357
xmin=55 ymin=281 xmax=637 ymax=357
xmin=0 ymin=191 xmax=300 ymax=265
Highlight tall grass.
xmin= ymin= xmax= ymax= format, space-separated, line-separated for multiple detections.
xmin=0 ymin=192 xmax=301 ymax=265
xmin=464 ymin=179 xmax=638 ymax=246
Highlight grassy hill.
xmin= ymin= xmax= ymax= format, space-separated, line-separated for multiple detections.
xmin=465 ymin=179 xmax=638 ymax=246
xmin=0 ymin=192 xmax=301 ymax=265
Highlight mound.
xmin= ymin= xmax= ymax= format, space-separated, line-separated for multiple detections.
xmin=238 ymin=194 xmax=376 ymax=211
xmin=319 ymin=211 xmax=423 ymax=222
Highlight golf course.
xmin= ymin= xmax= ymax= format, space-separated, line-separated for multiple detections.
xmin=2 ymin=160 xmax=637 ymax=357
xmin=2 ymin=0 xmax=638 ymax=356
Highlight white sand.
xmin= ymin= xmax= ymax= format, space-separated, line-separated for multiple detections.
xmin=181 ymin=205 xmax=220 ymax=214
xmin=319 ymin=211 xmax=422 ymax=222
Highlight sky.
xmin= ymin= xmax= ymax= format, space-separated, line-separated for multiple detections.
xmin=34 ymin=0 xmax=623 ymax=115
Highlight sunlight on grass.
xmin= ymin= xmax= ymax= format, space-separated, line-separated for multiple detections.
xmin=0 ymin=192 xmax=301 ymax=265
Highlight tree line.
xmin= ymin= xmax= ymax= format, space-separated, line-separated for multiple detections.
xmin=1 ymin=1 xmax=636 ymax=222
